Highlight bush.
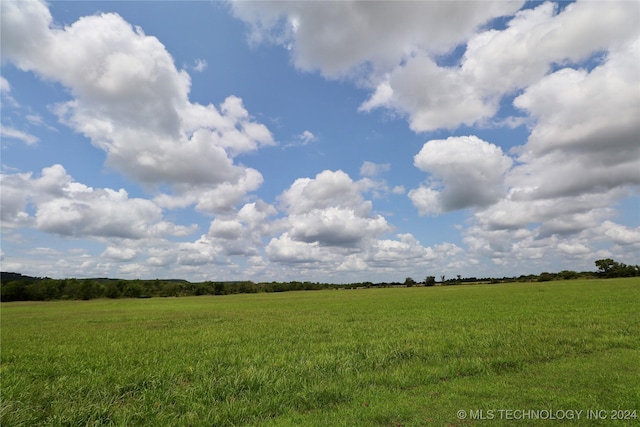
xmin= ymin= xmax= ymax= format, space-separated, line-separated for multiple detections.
xmin=537 ymin=272 xmax=554 ymax=282
xmin=123 ymin=282 xmax=143 ymax=298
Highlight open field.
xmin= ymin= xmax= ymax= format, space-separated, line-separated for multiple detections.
xmin=1 ymin=278 xmax=639 ymax=426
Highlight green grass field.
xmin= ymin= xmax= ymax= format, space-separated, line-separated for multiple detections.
xmin=2 ymin=278 xmax=639 ymax=426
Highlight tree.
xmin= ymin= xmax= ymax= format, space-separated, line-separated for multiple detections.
xmin=1 ymin=281 xmax=28 ymax=301
xmin=537 ymin=272 xmax=554 ymax=282
xmin=404 ymin=277 xmax=416 ymax=287
xmin=123 ymin=282 xmax=143 ymax=298
xmin=440 ymin=275 xmax=446 ymax=283
xmin=78 ymin=280 xmax=98 ymax=300
xmin=104 ymin=282 xmax=121 ymax=298
xmin=559 ymin=270 xmax=578 ymax=280
xmin=595 ymin=258 xmax=617 ymax=277
xmin=159 ymin=282 xmax=181 ymax=297
xmin=594 ymin=258 xmax=639 ymax=278
xmin=424 ymin=276 xmax=436 ymax=286
xmin=213 ymin=282 xmax=226 ymax=295
xmin=25 ymin=279 xmax=63 ymax=300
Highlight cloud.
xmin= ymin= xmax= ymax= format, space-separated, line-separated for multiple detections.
xmin=407 ymin=187 xmax=441 ymax=217
xmin=265 ymin=229 xmax=468 ymax=282
xmin=299 ymin=130 xmax=316 ymax=144
xmin=204 ymin=200 xmax=278 ymax=257
xmin=557 ymin=242 xmax=590 ymax=256
xmin=279 ymin=170 xmax=363 ymax=215
xmin=453 ymin=6 xmax=638 ymax=270
xmin=3 ymin=0 xmax=638 ymax=281
xmin=0 ymin=77 xmax=10 ymax=93
xmin=339 ymin=235 xmax=466 ymax=279
xmin=234 ymin=0 xmax=638 ymax=136
xmin=461 ymin=30 xmax=640 ymax=262
xmin=361 ymin=1 xmax=639 ymax=131
xmin=360 ymin=161 xmax=390 ymax=177
xmin=25 ymin=114 xmax=58 ymax=132
xmin=275 ymin=170 xmax=390 ymax=249
xmin=366 ymin=233 xmax=438 ymax=267
xmin=462 ymin=188 xmax=638 ymax=273
xmin=366 ymin=57 xmax=497 ymax=132
xmin=0 ymin=172 xmax=33 ymax=227
xmin=0 ymin=76 xmax=19 ymax=108
xmin=193 ymin=58 xmax=208 ymax=72
xmin=146 ymin=246 xmax=178 ymax=267
xmin=600 ymin=221 xmax=640 ymax=247
xmin=359 ymin=81 xmax=392 ymax=113
xmin=284 ymin=130 xmax=317 ymax=148
xmin=264 ymin=170 xmax=395 ymax=270
xmin=265 ymin=232 xmax=333 ymax=264
xmin=0 ymin=125 xmax=39 ymax=145
xmin=209 ymin=218 xmax=244 ymax=240
xmin=231 ymin=1 xmax=523 ymax=78
xmin=409 ymin=136 xmax=513 ymax=214
xmin=102 ymin=246 xmax=137 ymax=261
xmin=265 ymin=171 xmax=464 ymax=281
xmin=391 ymin=185 xmax=405 ymax=195
xmin=155 ymin=166 xmax=264 ymax=214
xmin=287 ymin=206 xmax=388 ymax=247
xmin=474 ymin=192 xmax=620 ymax=233
xmin=461 ymin=212 xmax=640 ymax=275
xmin=462 ymin=1 xmax=638 ymax=93
xmin=509 ymin=37 xmax=640 ymax=201
xmin=1 ymin=164 xmax=195 ymax=239
xmin=176 ymin=235 xmax=223 ymax=266
xmin=262 ymin=170 xmax=471 ymax=280
xmin=1 ymin=0 xmax=274 ymax=213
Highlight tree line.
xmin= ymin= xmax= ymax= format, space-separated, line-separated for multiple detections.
xmin=0 ymin=275 xmax=340 ymax=302
xmin=1 ymin=258 xmax=637 ymax=302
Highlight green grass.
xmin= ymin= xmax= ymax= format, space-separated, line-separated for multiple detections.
xmin=2 ymin=278 xmax=639 ymax=426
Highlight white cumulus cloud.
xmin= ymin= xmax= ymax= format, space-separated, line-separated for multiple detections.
xmin=231 ymin=1 xmax=523 ymax=78
xmin=275 ymin=170 xmax=390 ymax=249
xmin=1 ymin=164 xmax=195 ymax=239
xmin=1 ymin=0 xmax=275 ymax=214
xmin=409 ymin=136 xmax=513 ymax=214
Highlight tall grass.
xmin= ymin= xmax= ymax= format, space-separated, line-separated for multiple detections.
xmin=2 ymin=278 xmax=639 ymax=426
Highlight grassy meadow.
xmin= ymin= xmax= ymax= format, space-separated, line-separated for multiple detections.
xmin=1 ymin=278 xmax=639 ymax=426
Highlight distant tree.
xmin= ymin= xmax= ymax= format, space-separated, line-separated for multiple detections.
xmin=537 ymin=272 xmax=554 ymax=282
xmin=404 ymin=277 xmax=416 ymax=287
xmin=594 ymin=258 xmax=639 ymax=278
xmin=159 ymin=282 xmax=181 ymax=297
xmin=1 ymin=281 xmax=28 ymax=301
xmin=440 ymin=275 xmax=446 ymax=283
xmin=425 ymin=276 xmax=436 ymax=286
xmin=559 ymin=270 xmax=578 ymax=280
xmin=104 ymin=282 xmax=121 ymax=299
xmin=239 ymin=281 xmax=258 ymax=293
xmin=595 ymin=258 xmax=617 ymax=277
xmin=24 ymin=279 xmax=62 ymax=300
xmin=213 ymin=282 xmax=227 ymax=295
xmin=78 ymin=280 xmax=98 ymax=300
xmin=123 ymin=282 xmax=143 ymax=298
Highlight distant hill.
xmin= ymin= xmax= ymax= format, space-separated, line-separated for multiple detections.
xmin=1 ymin=272 xmax=45 ymax=283
xmin=1 ymin=272 xmax=191 ymax=284
xmin=89 ymin=277 xmax=191 ymax=284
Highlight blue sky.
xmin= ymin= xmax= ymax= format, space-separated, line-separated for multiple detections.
xmin=1 ymin=0 xmax=639 ymax=283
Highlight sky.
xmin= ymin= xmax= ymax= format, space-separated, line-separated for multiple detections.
xmin=1 ymin=0 xmax=639 ymax=283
